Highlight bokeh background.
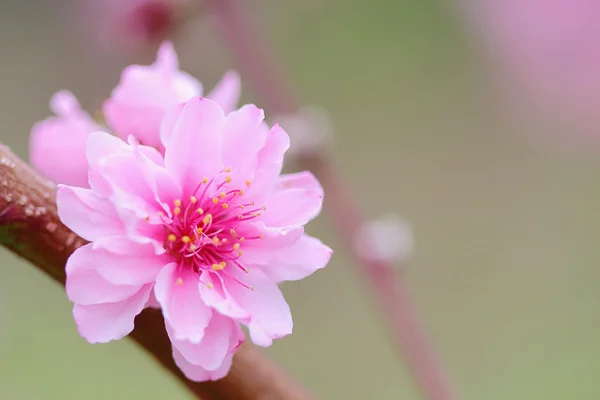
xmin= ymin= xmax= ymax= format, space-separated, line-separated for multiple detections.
xmin=2 ymin=0 xmax=600 ymax=399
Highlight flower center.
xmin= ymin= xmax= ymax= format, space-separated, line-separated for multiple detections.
xmin=157 ymin=169 xmax=265 ymax=289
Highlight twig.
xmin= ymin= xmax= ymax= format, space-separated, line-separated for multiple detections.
xmin=0 ymin=144 xmax=316 ymax=400
xmin=208 ymin=2 xmax=458 ymax=399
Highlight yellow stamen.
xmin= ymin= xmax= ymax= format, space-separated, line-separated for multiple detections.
xmin=238 ymin=190 xmax=244 ymax=196
xmin=233 ymin=243 xmax=240 ymax=250
xmin=189 ymin=244 xmax=197 ymax=252
xmin=240 ymin=237 xmax=245 ymax=242
xmin=181 ymin=236 xmax=190 ymax=243
xmin=206 ymin=283 xmax=214 ymax=289
xmin=220 ymin=192 xmax=226 ymax=199
xmin=249 ymin=286 xmax=255 ymax=291
xmin=176 ymin=278 xmax=183 ymax=285
xmin=245 ymin=180 xmax=251 ymax=187
xmin=221 ymin=238 xmax=228 ymax=243
xmin=173 ymin=207 xmax=181 ymax=215
xmin=202 ymin=177 xmax=208 ymax=184
xmin=167 ymin=234 xmax=177 ymax=242
xmin=174 ymin=199 xmax=182 ymax=207
xmin=196 ymin=227 xmax=203 ymax=234
xmin=197 ymin=208 xmax=204 ymax=215
xmin=238 ymin=215 xmax=243 ymax=219
xmin=219 ymin=261 xmax=227 ymax=268
xmin=190 ymin=196 xmax=197 ymax=203
xmin=157 ymin=211 xmax=164 ymax=217
xmin=212 ymin=198 xmax=219 ymax=204
xmin=212 ymin=263 xmax=225 ymax=271
xmin=225 ymin=176 xmax=232 ymax=183
xmin=262 ymin=206 xmax=267 ymax=211
xmin=230 ymin=229 xmax=236 ymax=235
xmin=238 ymin=251 xmax=243 ymax=256
xmin=222 ymin=203 xmax=229 ymax=209
xmin=212 ymin=237 xmax=220 ymax=245
xmin=259 ymin=234 xmax=263 ymax=239
xmin=225 ymin=167 xmax=232 ymax=173
xmin=203 ymin=214 xmax=212 ymax=225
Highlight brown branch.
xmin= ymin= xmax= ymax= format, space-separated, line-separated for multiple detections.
xmin=208 ymin=2 xmax=458 ymax=399
xmin=0 ymin=144 xmax=315 ymax=400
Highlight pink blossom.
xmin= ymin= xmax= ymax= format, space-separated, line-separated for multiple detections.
xmin=30 ymin=41 xmax=241 ymax=186
xmin=57 ymin=97 xmax=332 ymax=380
xmin=29 ymin=91 xmax=103 ymax=188
xmin=104 ymin=41 xmax=241 ymax=148
xmin=460 ymin=0 xmax=600 ymax=125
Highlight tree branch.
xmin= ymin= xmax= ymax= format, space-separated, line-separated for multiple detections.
xmin=0 ymin=144 xmax=315 ymax=400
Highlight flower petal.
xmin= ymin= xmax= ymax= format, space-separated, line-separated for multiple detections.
xmin=29 ymin=91 xmax=99 ymax=188
xmin=66 ymin=243 xmax=148 ymax=305
xmin=198 ymin=271 xmax=250 ymax=320
xmin=164 ymin=97 xmax=226 ymax=195
xmin=173 ymin=348 xmax=234 ymax=382
xmin=243 ymin=235 xmax=332 ymax=282
xmin=221 ymin=104 xmax=266 ymax=168
xmin=207 ymin=70 xmax=241 ymax=114
xmin=167 ymin=312 xmax=242 ymax=370
xmin=57 ymin=185 xmax=124 ymax=241
xmin=247 ymin=124 xmax=290 ymax=200
xmin=154 ymin=263 xmax=212 ymax=342
xmin=73 ymin=284 xmax=152 ymax=344
xmin=225 ymin=268 xmax=292 ymax=347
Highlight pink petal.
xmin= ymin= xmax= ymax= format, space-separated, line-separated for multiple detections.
xmin=225 ymin=268 xmax=292 ymax=347
xmin=163 ymin=97 xmax=226 ymax=195
xmin=173 ymin=348 xmax=234 ymax=382
xmin=57 ymin=185 xmax=124 ymax=241
xmin=198 ymin=271 xmax=250 ymax=320
xmin=73 ymin=284 xmax=152 ymax=344
xmin=275 ymin=171 xmax=324 ymax=196
xmin=260 ymin=187 xmax=323 ymax=228
xmin=87 ymin=237 xmax=169 ymax=285
xmin=221 ymin=104 xmax=266 ymax=168
xmin=207 ymin=70 xmax=241 ymax=114
xmin=247 ymin=124 xmax=290 ymax=200
xmin=243 ymin=235 xmax=332 ymax=282
xmin=103 ymin=41 xmax=202 ymax=148
xmin=29 ymin=91 xmax=100 ymax=187
xmin=167 ymin=312 xmax=241 ymax=370
xmin=154 ymin=263 xmax=212 ymax=342
xmin=66 ymin=243 xmax=149 ymax=305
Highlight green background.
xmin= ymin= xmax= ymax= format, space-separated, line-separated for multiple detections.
xmin=2 ymin=0 xmax=600 ymax=398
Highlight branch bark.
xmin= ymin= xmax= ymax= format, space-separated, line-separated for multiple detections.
xmin=0 ymin=144 xmax=315 ymax=400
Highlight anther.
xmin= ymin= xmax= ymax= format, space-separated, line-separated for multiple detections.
xmin=225 ymin=167 xmax=232 ymax=173
xmin=202 ymin=177 xmax=208 ymax=184
xmin=220 ymin=192 xmax=226 ymax=199
xmin=203 ymin=214 xmax=212 ymax=225
xmin=212 ymin=198 xmax=219 ymax=204
xmin=233 ymin=243 xmax=240 ymax=250
xmin=190 ymin=196 xmax=197 ymax=203
xmin=181 ymin=236 xmax=190 ymax=243
xmin=157 ymin=211 xmax=164 ymax=217
xmin=176 ymin=278 xmax=183 ymax=285
xmin=173 ymin=207 xmax=181 ymax=215
xmin=225 ymin=176 xmax=232 ymax=183
xmin=212 ymin=263 xmax=225 ymax=271
xmin=189 ymin=244 xmax=197 ymax=251
xmin=196 ymin=227 xmax=203 ymax=234
xmin=206 ymin=283 xmax=214 ymax=289
xmin=230 ymin=229 xmax=236 ymax=235
xmin=212 ymin=237 xmax=220 ymax=245
xmin=245 ymin=180 xmax=251 ymax=187
xmin=174 ymin=199 xmax=182 ymax=207
xmin=167 ymin=234 xmax=177 ymax=242
xmin=222 ymin=203 xmax=229 ymax=209
xmin=240 ymin=237 xmax=245 ymax=242
xmin=238 ymin=190 xmax=244 ymax=195
xmin=197 ymin=208 xmax=204 ymax=215
xmin=238 ymin=251 xmax=243 ymax=256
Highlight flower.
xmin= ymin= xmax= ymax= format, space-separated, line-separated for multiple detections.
xmin=57 ymin=97 xmax=332 ymax=380
xmin=29 ymin=91 xmax=103 ymax=188
xmin=104 ymin=41 xmax=241 ymax=149
xmin=30 ymin=41 xmax=241 ymax=186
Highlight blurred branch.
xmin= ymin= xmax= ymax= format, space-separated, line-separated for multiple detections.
xmin=208 ymin=2 xmax=458 ymax=399
xmin=0 ymin=144 xmax=315 ymax=400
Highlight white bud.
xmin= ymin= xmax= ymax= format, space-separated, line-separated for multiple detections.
xmin=355 ymin=215 xmax=414 ymax=264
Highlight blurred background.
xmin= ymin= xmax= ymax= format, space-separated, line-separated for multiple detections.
xmin=2 ymin=0 xmax=600 ymax=399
